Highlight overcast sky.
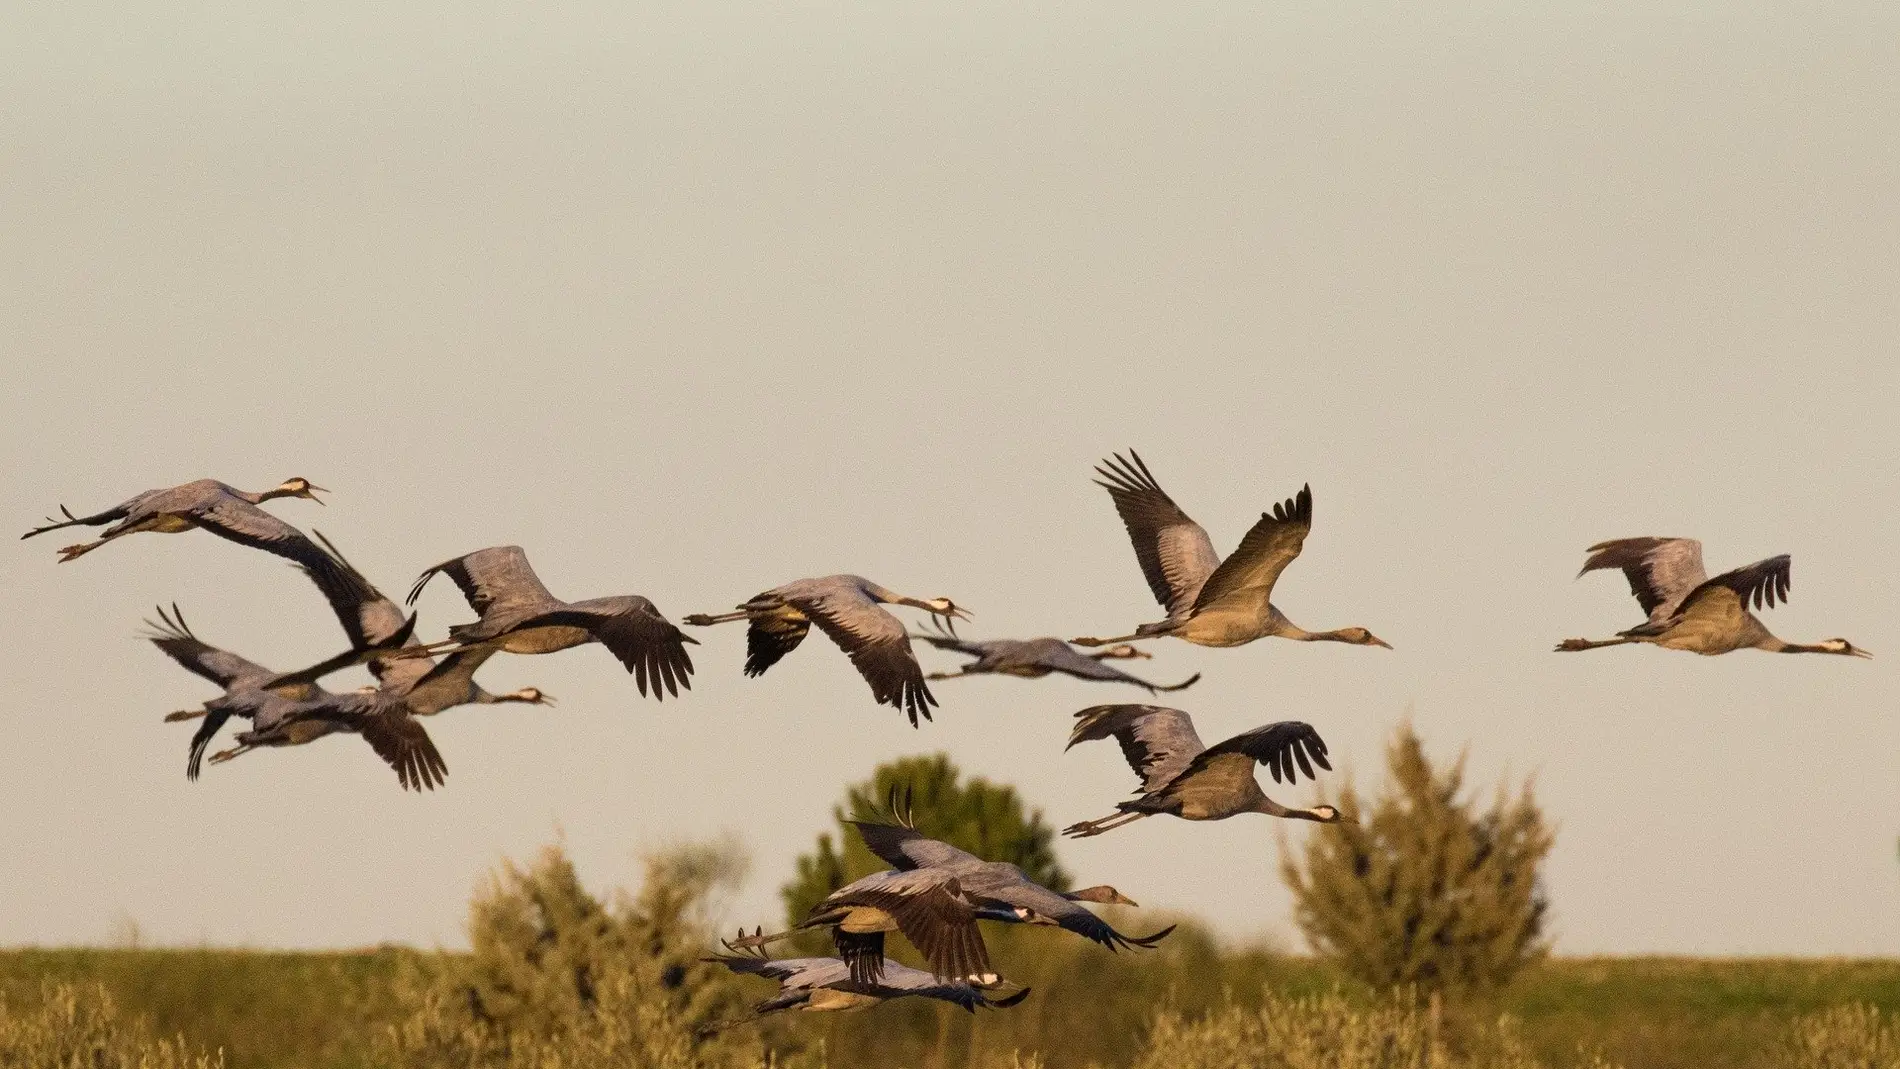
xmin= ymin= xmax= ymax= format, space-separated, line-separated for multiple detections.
xmin=4 ymin=1 xmax=1896 ymax=956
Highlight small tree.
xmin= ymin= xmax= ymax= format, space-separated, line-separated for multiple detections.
xmin=781 ymin=753 xmax=1069 ymax=930
xmin=1280 ymin=722 xmax=1553 ymax=995
xmin=380 ymin=839 xmax=757 ymax=1069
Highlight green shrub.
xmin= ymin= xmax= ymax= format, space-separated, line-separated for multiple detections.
xmin=1282 ymin=722 xmax=1553 ymax=995
xmin=377 ymin=839 xmax=758 ymax=1069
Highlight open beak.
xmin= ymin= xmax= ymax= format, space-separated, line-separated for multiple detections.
xmin=951 ymin=606 xmax=974 ymax=622
xmin=306 ymin=484 xmax=330 ymax=505
xmin=1851 ymin=647 xmax=1874 ymax=659
xmin=539 ymin=693 xmax=559 ymax=706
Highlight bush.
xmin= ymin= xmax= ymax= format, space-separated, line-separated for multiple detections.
xmin=377 ymin=839 xmax=758 ymax=1069
xmin=1281 ymin=722 xmax=1554 ymax=995
xmin=0 ymin=981 xmax=223 ymax=1069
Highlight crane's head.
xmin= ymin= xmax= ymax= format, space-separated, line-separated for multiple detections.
xmin=272 ymin=477 xmax=329 ymax=504
xmin=1067 ymin=885 xmax=1139 ymax=907
xmin=924 ymin=597 xmax=972 ymax=622
xmin=1093 ymin=644 xmax=1151 ymax=661
xmin=1302 ymin=804 xmax=1350 ymax=824
xmin=505 ymin=687 xmax=557 ymax=705
xmin=1339 ymin=627 xmax=1392 ymax=649
xmin=1822 ymin=638 xmax=1873 ymax=659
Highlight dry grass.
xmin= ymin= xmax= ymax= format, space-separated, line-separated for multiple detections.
xmin=0 ymin=980 xmax=223 ymax=1069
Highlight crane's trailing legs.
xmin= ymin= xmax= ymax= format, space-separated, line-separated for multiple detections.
xmin=164 ymin=708 xmax=208 ymax=723
xmin=683 ymin=610 xmax=752 ymax=626
xmin=1555 ymin=637 xmax=1636 ymax=652
xmin=1061 ymin=811 xmax=1149 ymax=838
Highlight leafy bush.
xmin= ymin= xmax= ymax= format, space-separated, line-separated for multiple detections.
xmin=1282 ymin=722 xmax=1553 ymax=995
xmin=377 ymin=839 xmax=757 ymax=1069
xmin=0 ymin=981 xmax=222 ymax=1069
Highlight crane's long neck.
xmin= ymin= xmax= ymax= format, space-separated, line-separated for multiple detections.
xmin=236 ymin=488 xmax=271 ymax=504
xmin=1253 ymin=795 xmax=1328 ymax=821
xmin=1757 ymin=636 xmax=1832 ymax=654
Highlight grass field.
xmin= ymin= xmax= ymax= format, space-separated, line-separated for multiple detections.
xmin=6 ymin=948 xmax=1898 ymax=1069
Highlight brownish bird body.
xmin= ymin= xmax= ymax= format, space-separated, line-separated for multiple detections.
xmin=1073 ymin=451 xmax=1389 ymax=652
xmin=1061 ymin=705 xmax=1344 ymax=838
xmin=1556 ymin=538 xmax=1870 ymax=658
xmin=23 ymin=477 xmax=329 ymax=564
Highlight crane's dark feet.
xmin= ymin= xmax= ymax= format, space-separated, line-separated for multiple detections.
xmin=57 ymin=541 xmax=99 ymax=562
xmin=1555 ymin=638 xmax=1596 ymax=652
xmin=163 ymin=709 xmax=205 ymax=722
xmin=207 ymin=748 xmax=243 ymax=765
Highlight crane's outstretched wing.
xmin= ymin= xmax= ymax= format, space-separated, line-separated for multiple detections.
xmin=517 ymin=597 xmax=696 ymax=699
xmin=260 ymin=532 xmax=421 ymax=689
xmin=143 ymin=604 xmax=275 ymax=690
xmin=703 ymin=948 xmax=847 ymax=990
xmin=1190 ymin=484 xmax=1312 ymax=612
xmin=793 ymin=591 xmax=936 ymax=726
xmin=742 ymin=604 xmax=811 ymax=677
xmin=1094 ymin=451 xmax=1221 ymax=618
xmin=190 ymin=498 xmax=357 ymax=591
xmin=908 ymin=617 xmax=991 ymax=659
xmin=396 ymin=646 xmax=495 ymax=713
xmin=820 ymin=869 xmax=990 ymax=985
xmin=980 ymin=882 xmax=1176 ymax=953
xmin=1186 ymin=720 xmax=1332 ymax=785
xmin=1024 ymin=640 xmax=1199 ymax=692
xmin=356 ymin=708 xmax=448 ymax=791
xmin=1632 ymin=554 xmax=1794 ymax=638
xmin=1066 ymin=704 xmax=1207 ymax=793
xmin=406 ymin=546 xmax=560 ymax=619
xmin=1578 ymin=537 xmax=1707 ymax=623
xmin=848 ymin=819 xmax=983 ymax=872
xmin=186 ymin=708 xmax=233 ymax=781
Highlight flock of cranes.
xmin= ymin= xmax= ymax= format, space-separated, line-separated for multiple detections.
xmin=23 ymin=451 xmax=1871 ymax=1027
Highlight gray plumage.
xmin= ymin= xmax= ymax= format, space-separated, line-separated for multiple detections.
xmin=260 ymin=530 xmax=420 ymax=690
xmin=910 ymin=619 xmax=1198 ymax=694
xmin=1062 ymin=705 xmax=1342 ymax=838
xmin=1074 ymin=451 xmax=1389 ymax=651
xmin=728 ymin=866 xmax=994 ymax=986
xmin=848 ymin=805 xmax=1175 ymax=954
xmin=1558 ymin=538 xmax=1870 ymax=658
xmin=23 ymin=477 xmax=331 ymax=569
xmin=146 ymin=605 xmax=446 ymax=789
xmin=685 ymin=574 xmax=969 ymax=726
xmin=403 ymin=546 xmax=695 ymax=699
xmin=702 ymin=944 xmax=1029 ymax=1030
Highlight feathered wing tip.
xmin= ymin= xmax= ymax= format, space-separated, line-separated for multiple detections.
xmin=983 ymin=986 xmax=1033 ymax=1010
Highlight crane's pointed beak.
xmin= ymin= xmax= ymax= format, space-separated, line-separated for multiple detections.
xmin=1368 ymin=635 xmax=1392 ymax=649
xmin=306 ymin=484 xmax=330 ymax=505
xmin=1850 ymin=646 xmax=1873 ymax=659
xmin=951 ymin=606 xmax=973 ymax=622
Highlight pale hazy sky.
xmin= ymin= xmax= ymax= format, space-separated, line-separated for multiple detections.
xmin=4 ymin=2 xmax=1897 ymax=956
